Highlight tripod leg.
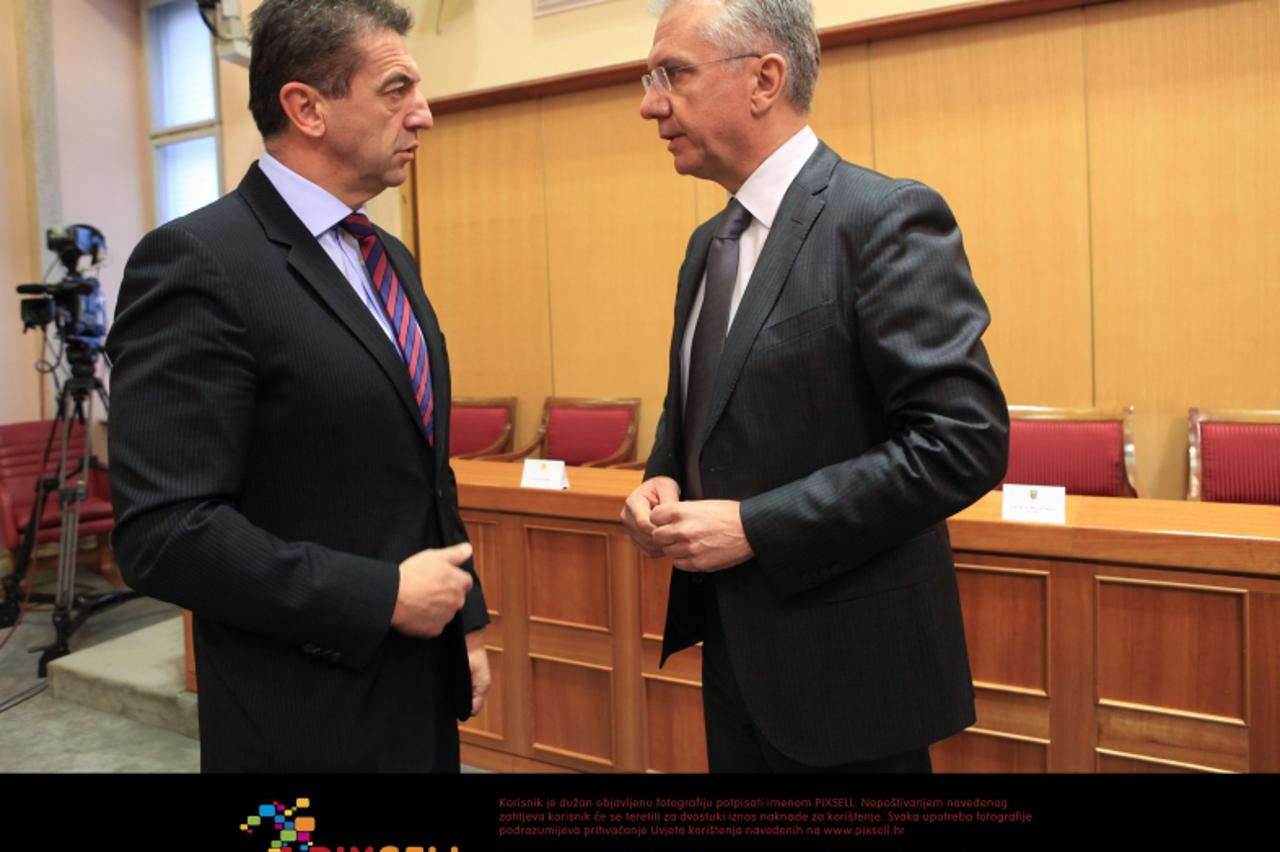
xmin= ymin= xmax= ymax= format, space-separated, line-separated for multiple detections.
xmin=54 ymin=397 xmax=86 ymax=610
xmin=39 ymin=401 xmax=86 ymax=674
xmin=35 ymin=391 xmax=138 ymax=676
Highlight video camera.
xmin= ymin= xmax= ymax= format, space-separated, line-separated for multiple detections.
xmin=16 ymin=224 xmax=109 ymax=376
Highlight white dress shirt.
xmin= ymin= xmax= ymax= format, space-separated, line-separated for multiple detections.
xmin=680 ymin=126 xmax=820 ymax=402
xmin=257 ymin=150 xmax=398 ymax=346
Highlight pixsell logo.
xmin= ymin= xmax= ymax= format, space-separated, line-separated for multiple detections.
xmin=238 ymin=798 xmax=457 ymax=852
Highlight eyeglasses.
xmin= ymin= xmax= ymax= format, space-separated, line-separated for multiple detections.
xmin=641 ymin=53 xmax=762 ymax=93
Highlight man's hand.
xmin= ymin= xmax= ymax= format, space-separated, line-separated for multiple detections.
xmin=465 ymin=628 xmax=491 ymax=717
xmin=650 ymin=500 xmax=754 ymax=572
xmin=621 ymin=476 xmax=681 ymax=556
xmin=390 ymin=542 xmax=473 ymax=638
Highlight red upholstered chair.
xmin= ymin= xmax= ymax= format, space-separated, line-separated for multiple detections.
xmin=1186 ymin=408 xmax=1280 ymax=505
xmin=481 ymin=397 xmax=640 ymax=468
xmin=0 ymin=419 xmax=115 ymax=578
xmin=1002 ymin=405 xmax=1140 ymax=497
xmin=449 ymin=397 xmax=516 ymax=459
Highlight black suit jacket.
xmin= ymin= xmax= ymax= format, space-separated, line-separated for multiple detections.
xmin=648 ymin=142 xmax=1009 ymax=766
xmin=107 ymin=164 xmax=486 ymax=771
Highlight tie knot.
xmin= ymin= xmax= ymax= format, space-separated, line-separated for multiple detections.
xmin=716 ymin=198 xmax=752 ymax=240
xmin=338 ymin=212 xmax=376 ymax=241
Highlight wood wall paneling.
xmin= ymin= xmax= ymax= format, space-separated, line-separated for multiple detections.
xmin=417 ymin=100 xmax=554 ymax=449
xmin=461 ymin=647 xmax=505 ymax=742
xmin=1096 ymin=578 xmax=1246 ymax=720
xmin=609 ymin=528 xmax=645 ymax=770
xmin=973 ymin=685 xmax=1050 ymax=741
xmin=539 ymin=83 xmax=699 ymax=459
xmin=931 ymin=729 xmax=1048 ymax=772
xmin=643 ymin=676 xmax=709 ymax=772
xmin=531 ymin=656 xmax=615 ymax=767
xmin=869 ymin=10 xmax=1094 ymax=408
xmin=1249 ymin=591 xmax=1280 ymax=771
xmin=1095 ymin=703 xmax=1248 ymax=772
xmin=642 ymin=640 xmax=702 ymax=685
xmin=1095 ymin=750 xmax=1215 ymax=773
xmin=956 ymin=563 xmax=1049 ymax=690
xmin=807 ymin=42 xmax=876 ymax=174
xmin=418 ymin=0 xmax=1280 ymax=499
xmin=460 ymin=745 xmax=577 ymax=773
xmin=639 ymin=553 xmax=673 ymax=639
xmin=525 ymin=525 xmax=612 ymax=630
xmin=528 ymin=620 xmax=615 ymax=669
xmin=1085 ymin=0 xmax=1280 ymax=499
xmin=1045 ymin=551 xmax=1095 ymax=770
xmin=463 ymin=515 xmax=502 ymax=616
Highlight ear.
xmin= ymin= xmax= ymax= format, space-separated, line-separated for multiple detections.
xmin=279 ymin=81 xmax=327 ymax=140
xmin=749 ymin=53 xmax=788 ymax=116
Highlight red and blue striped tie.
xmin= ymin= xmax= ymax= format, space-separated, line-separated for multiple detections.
xmin=339 ymin=212 xmax=434 ymax=446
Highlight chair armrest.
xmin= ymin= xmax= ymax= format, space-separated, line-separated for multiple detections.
xmin=582 ymin=421 xmax=638 ymax=468
xmin=583 ymin=443 xmax=635 ymax=468
xmin=0 ymin=482 xmax=21 ymax=550
xmin=477 ymin=427 xmax=544 ymax=463
xmin=89 ymin=465 xmax=112 ymax=501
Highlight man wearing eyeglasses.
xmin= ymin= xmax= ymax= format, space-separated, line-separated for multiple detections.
xmin=622 ymin=0 xmax=1009 ymax=772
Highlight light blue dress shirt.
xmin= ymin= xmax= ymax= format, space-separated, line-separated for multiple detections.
xmin=257 ymin=150 xmax=398 ymax=346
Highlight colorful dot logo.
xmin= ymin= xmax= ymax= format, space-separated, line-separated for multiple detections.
xmin=239 ymin=798 xmax=316 ymax=852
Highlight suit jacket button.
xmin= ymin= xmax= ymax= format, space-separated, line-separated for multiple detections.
xmin=690 ymin=575 xmax=704 ymax=585
xmin=302 ymin=643 xmax=318 ymax=654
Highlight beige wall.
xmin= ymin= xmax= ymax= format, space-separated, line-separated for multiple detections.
xmin=412 ymin=0 xmax=962 ymax=98
xmin=0 ymin=0 xmax=149 ymax=426
xmin=51 ymin=0 xmax=150 ymax=324
xmin=416 ymin=0 xmax=1280 ymax=497
xmin=0 ymin=3 xmax=42 ymax=424
xmin=215 ymin=0 xmax=965 ymax=249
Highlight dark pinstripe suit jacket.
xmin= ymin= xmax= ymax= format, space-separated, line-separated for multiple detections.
xmin=106 ymin=163 xmax=486 ymax=771
xmin=647 ymin=142 xmax=1009 ymax=766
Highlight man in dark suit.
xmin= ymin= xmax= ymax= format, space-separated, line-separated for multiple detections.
xmin=106 ymin=0 xmax=488 ymax=772
xmin=622 ymin=0 xmax=1009 ymax=772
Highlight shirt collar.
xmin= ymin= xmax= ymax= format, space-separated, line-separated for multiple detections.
xmin=732 ymin=125 xmax=819 ymax=230
xmin=257 ymin=150 xmax=366 ymax=237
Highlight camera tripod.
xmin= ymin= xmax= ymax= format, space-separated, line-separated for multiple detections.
xmin=0 ymin=358 xmax=138 ymax=677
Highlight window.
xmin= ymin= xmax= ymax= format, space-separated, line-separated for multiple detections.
xmin=145 ymin=0 xmax=222 ymax=224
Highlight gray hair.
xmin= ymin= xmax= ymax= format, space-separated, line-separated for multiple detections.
xmin=652 ymin=0 xmax=820 ymax=113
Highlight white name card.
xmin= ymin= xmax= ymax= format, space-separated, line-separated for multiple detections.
xmin=520 ymin=459 xmax=570 ymax=490
xmin=1001 ymin=484 xmax=1066 ymax=525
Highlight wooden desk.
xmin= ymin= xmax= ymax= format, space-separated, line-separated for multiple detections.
xmin=452 ymin=460 xmax=1280 ymax=773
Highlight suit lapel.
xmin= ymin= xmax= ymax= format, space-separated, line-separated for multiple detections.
xmin=691 ymin=144 xmax=838 ymax=459
xmin=237 ymin=164 xmax=430 ymax=444
xmin=384 ymin=232 xmax=451 ymax=474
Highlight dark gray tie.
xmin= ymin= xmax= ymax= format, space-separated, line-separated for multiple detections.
xmin=683 ymin=198 xmax=752 ymax=499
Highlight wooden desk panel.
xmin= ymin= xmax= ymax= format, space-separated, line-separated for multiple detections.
xmin=452 ymin=460 xmax=1280 ymax=773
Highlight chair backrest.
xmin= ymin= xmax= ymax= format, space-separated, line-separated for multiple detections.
xmin=0 ymin=420 xmax=111 ymax=552
xmin=0 ymin=420 xmax=87 ymax=480
xmin=1003 ymin=405 xmax=1139 ymax=497
xmin=0 ymin=420 xmax=81 ymax=449
xmin=1187 ymin=408 xmax=1280 ymax=504
xmin=449 ymin=397 xmax=517 ymax=457
xmin=542 ymin=397 xmax=640 ymax=467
